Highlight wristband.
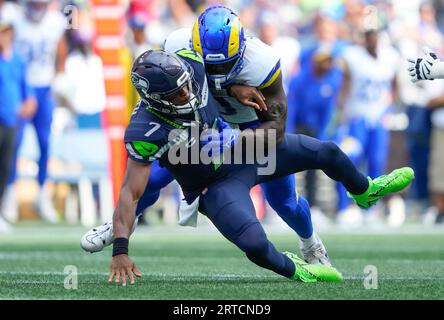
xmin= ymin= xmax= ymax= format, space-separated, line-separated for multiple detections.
xmin=112 ymin=237 xmax=129 ymax=257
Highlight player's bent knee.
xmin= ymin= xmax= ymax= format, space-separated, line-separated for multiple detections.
xmin=318 ymin=141 xmax=342 ymax=166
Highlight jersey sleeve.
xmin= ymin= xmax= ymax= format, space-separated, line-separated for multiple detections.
xmin=257 ymin=60 xmax=282 ymax=90
xmin=241 ymin=37 xmax=282 ymax=88
xmin=124 ymin=121 xmax=168 ymax=164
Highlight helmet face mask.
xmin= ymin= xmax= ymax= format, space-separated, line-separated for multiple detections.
xmin=192 ymin=6 xmax=246 ymax=88
xmin=131 ymin=50 xmax=202 ymax=115
xmin=204 ymin=54 xmax=244 ymax=85
xmin=149 ymin=76 xmax=201 ymax=115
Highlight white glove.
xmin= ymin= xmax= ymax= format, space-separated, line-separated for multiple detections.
xmin=407 ymin=47 xmax=444 ymax=83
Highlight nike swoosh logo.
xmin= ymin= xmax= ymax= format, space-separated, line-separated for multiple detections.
xmin=141 ymin=146 xmax=155 ymax=153
xmin=368 ymin=176 xmax=398 ymax=198
xmin=85 ymin=227 xmax=110 ymax=244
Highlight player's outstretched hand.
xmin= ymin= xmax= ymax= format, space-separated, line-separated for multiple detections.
xmin=407 ymin=47 xmax=442 ymax=83
xmin=228 ymin=85 xmax=267 ymax=111
xmin=108 ymin=254 xmax=142 ymax=286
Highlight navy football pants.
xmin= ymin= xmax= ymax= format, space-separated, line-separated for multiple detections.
xmin=138 ymin=134 xmax=369 ymax=277
xmin=136 ymin=153 xmax=313 ymax=239
xmin=197 ymin=134 xmax=368 ymax=277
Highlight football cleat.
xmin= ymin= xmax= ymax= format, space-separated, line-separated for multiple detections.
xmin=300 ymin=234 xmax=332 ymax=267
xmin=80 ymin=221 xmax=114 ymax=253
xmin=1 ymin=185 xmax=18 ymax=224
xmin=284 ymin=251 xmax=343 ymax=283
xmin=36 ymin=187 xmax=59 ymax=224
xmin=0 ymin=215 xmax=13 ymax=234
xmin=80 ymin=218 xmax=139 ymax=253
xmin=349 ymin=167 xmax=414 ymax=209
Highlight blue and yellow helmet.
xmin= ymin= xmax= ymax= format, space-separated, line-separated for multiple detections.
xmin=192 ymin=6 xmax=246 ymax=87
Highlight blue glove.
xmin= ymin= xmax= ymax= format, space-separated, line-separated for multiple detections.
xmin=200 ymin=117 xmax=240 ymax=157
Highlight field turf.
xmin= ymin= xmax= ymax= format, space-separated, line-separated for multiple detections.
xmin=0 ymin=223 xmax=443 ymax=300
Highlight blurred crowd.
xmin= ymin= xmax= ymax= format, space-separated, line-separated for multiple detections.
xmin=1 ymin=0 xmax=444 ymax=233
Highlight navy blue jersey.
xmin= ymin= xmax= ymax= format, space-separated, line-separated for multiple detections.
xmin=124 ymin=50 xmax=234 ymax=201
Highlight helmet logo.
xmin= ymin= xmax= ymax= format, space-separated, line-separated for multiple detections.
xmin=131 ymin=73 xmax=150 ymax=91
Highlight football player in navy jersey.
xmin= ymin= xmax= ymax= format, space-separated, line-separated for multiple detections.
xmin=106 ymin=49 xmax=413 ymax=285
xmin=85 ymin=6 xmax=416 ymax=272
xmin=83 ymin=6 xmax=328 ymax=266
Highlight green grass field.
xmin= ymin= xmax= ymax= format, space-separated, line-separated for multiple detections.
xmin=0 ymin=223 xmax=443 ymax=300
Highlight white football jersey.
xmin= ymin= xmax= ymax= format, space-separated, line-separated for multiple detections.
xmin=164 ymin=28 xmax=281 ymax=124
xmin=343 ymin=45 xmax=399 ymax=125
xmin=14 ymin=11 xmax=66 ymax=87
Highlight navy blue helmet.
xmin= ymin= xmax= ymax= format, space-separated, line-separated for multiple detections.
xmin=130 ymin=49 xmax=201 ymax=115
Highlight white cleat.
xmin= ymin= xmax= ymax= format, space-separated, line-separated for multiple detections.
xmin=300 ymin=234 xmax=332 ymax=267
xmin=362 ymin=208 xmax=385 ymax=229
xmin=80 ymin=217 xmax=139 ymax=253
xmin=36 ymin=188 xmax=59 ymax=224
xmin=0 ymin=215 xmax=13 ymax=234
xmin=337 ymin=205 xmax=363 ymax=228
xmin=423 ymin=206 xmax=439 ymax=226
xmin=387 ymin=195 xmax=406 ymax=228
xmin=1 ymin=185 xmax=18 ymax=224
xmin=81 ymin=221 xmax=114 ymax=253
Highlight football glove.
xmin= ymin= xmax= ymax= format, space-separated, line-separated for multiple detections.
xmin=200 ymin=117 xmax=240 ymax=157
xmin=407 ymin=47 xmax=444 ymax=83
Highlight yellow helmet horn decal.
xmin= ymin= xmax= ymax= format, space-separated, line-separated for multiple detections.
xmin=228 ymin=16 xmax=241 ymax=58
xmin=192 ymin=20 xmax=203 ymax=56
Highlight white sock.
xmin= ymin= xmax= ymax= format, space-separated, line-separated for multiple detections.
xmin=300 ymin=233 xmax=317 ymax=248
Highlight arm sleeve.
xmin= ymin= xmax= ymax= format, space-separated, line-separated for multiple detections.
xmin=124 ymin=122 xmax=169 ymax=164
xmin=125 ymin=138 xmax=164 ymax=164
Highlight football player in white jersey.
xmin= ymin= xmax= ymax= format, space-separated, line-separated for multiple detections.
xmin=338 ymin=29 xmax=400 ymax=225
xmin=4 ymin=0 xmax=67 ymax=223
xmin=408 ymin=47 xmax=444 ymax=225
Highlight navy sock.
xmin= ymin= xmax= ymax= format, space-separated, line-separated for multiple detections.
xmin=237 ymin=223 xmax=295 ymax=278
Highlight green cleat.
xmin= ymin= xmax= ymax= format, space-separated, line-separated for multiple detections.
xmin=349 ymin=167 xmax=415 ymax=209
xmin=284 ymin=252 xmax=343 ymax=283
